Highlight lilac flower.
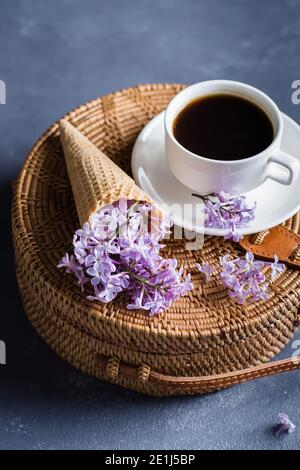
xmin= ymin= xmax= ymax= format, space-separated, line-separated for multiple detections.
xmin=217 ymin=190 xmax=232 ymax=204
xmin=58 ymin=199 xmax=192 ymax=315
xmin=252 ymin=269 xmax=266 ymax=284
xmin=127 ymin=289 xmax=149 ymax=311
xmin=236 ymin=251 xmax=264 ymax=275
xmin=199 ymin=252 xmax=285 ymax=305
xmin=273 ymin=413 xmax=296 ymax=436
xmin=76 ymin=222 xmax=96 ymax=239
xmin=251 ymin=282 xmax=269 ymax=302
xmin=228 ymin=282 xmax=249 ymax=304
xmin=86 ymin=257 xmax=115 ymax=287
xmin=196 ymin=262 xmax=215 ymax=281
xmin=182 ymin=273 xmax=193 ymax=293
xmin=98 ymin=279 xmax=123 ymax=302
xmin=74 ymin=269 xmax=89 ymax=292
xmin=221 ymin=251 xmax=269 ymax=304
xmin=192 ymin=191 xmax=256 ymax=241
xmin=57 ymin=253 xmax=78 ymax=273
xmin=220 ymin=266 xmax=238 ymax=290
xmin=219 ymin=254 xmax=233 ymax=267
xmin=269 ymin=255 xmax=285 ymax=280
xmin=223 ymin=221 xmax=243 ymax=242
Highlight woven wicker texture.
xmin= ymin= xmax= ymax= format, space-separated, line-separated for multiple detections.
xmin=60 ymin=119 xmax=153 ymax=225
xmin=12 ymin=83 xmax=300 ymax=396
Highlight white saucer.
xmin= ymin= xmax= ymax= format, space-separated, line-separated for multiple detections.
xmin=132 ymin=111 xmax=300 ymax=235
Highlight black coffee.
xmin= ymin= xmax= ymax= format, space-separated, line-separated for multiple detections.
xmin=173 ymin=93 xmax=274 ymax=160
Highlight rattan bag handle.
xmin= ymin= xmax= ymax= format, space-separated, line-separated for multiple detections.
xmin=100 ymin=355 xmax=300 ymax=394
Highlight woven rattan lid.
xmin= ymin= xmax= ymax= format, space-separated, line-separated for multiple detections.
xmin=12 ymin=84 xmax=300 ymax=385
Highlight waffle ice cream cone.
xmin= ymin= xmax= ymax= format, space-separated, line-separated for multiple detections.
xmin=59 ymin=120 xmax=154 ymax=225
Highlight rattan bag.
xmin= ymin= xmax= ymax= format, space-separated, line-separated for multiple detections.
xmin=12 ymin=84 xmax=300 ymax=396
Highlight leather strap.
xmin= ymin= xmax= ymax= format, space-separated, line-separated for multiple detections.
xmin=99 ymin=355 xmax=300 ymax=394
xmin=239 ymin=225 xmax=300 ymax=268
xmin=149 ymin=356 xmax=300 ymax=392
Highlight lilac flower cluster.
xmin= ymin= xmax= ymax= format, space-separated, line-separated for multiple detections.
xmin=197 ymin=252 xmax=285 ymax=304
xmin=58 ymin=199 xmax=192 ymax=315
xmin=193 ymin=191 xmax=256 ymax=241
xmin=273 ymin=413 xmax=296 ymax=436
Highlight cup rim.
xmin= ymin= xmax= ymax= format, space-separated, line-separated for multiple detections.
xmin=164 ymin=80 xmax=283 ymax=165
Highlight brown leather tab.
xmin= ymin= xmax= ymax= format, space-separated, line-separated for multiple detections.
xmin=239 ymin=225 xmax=300 ymax=268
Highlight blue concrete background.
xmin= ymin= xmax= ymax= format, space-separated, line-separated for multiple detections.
xmin=1 ymin=0 xmax=300 ymax=450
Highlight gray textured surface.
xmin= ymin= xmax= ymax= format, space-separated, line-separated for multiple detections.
xmin=1 ymin=0 xmax=300 ymax=450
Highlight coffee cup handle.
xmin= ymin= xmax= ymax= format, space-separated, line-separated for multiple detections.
xmin=267 ymin=150 xmax=300 ymax=185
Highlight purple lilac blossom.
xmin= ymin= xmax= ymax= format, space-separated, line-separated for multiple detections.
xmin=273 ymin=413 xmax=296 ymax=436
xmin=192 ymin=190 xmax=256 ymax=241
xmin=197 ymin=252 xmax=285 ymax=305
xmin=195 ymin=262 xmax=215 ymax=281
xmin=58 ymin=199 xmax=193 ymax=315
xmin=270 ymin=255 xmax=285 ymax=280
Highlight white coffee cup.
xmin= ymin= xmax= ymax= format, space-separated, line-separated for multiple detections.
xmin=165 ymin=80 xmax=300 ymax=194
